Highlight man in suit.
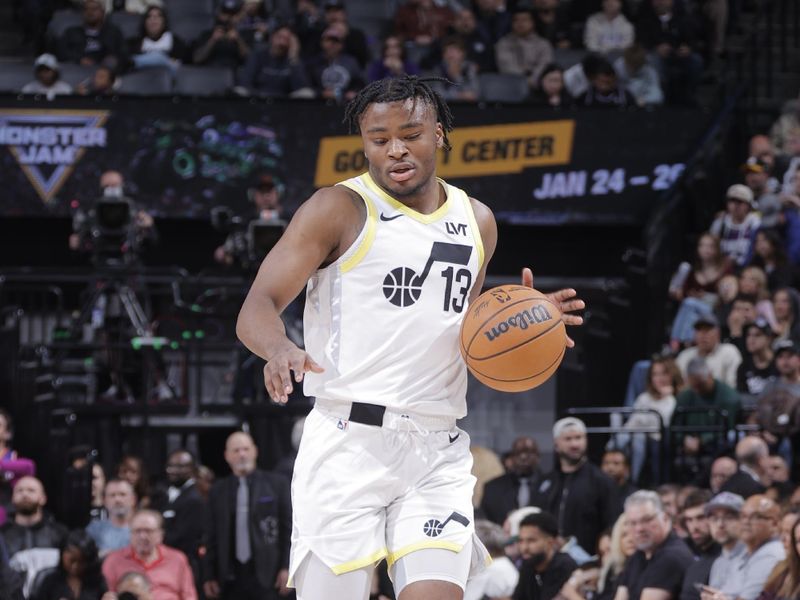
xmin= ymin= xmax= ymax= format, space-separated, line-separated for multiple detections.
xmin=153 ymin=449 xmax=206 ymax=587
xmin=720 ymin=436 xmax=769 ymax=499
xmin=480 ymin=436 xmax=541 ymax=526
xmin=203 ymin=432 xmax=291 ymax=600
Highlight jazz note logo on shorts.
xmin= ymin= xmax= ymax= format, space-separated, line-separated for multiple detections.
xmin=422 ymin=511 xmax=470 ymax=538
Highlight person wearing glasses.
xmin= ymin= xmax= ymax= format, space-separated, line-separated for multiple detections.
xmin=613 ymin=490 xmax=694 ymax=600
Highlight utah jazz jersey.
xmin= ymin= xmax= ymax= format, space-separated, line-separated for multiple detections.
xmin=303 ymin=172 xmax=484 ymax=418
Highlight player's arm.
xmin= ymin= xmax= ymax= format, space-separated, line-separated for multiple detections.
xmin=468 ymin=197 xmax=498 ymax=303
xmin=236 ymin=186 xmax=362 ymax=403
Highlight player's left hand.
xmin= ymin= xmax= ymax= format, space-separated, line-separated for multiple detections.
xmin=522 ymin=267 xmax=584 ymax=348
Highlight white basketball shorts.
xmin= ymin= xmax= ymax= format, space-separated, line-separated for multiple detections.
xmin=288 ymin=399 xmax=490 ymax=585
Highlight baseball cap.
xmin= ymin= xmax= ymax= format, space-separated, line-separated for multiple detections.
xmin=741 ymin=155 xmax=771 ymax=174
xmin=744 ymin=318 xmax=772 ymax=336
xmin=705 ymin=492 xmax=744 ymax=516
xmin=34 ymin=53 xmax=59 ymax=72
xmin=552 ymin=417 xmax=586 ymax=439
xmin=726 ymin=183 xmax=755 ymax=206
xmin=693 ymin=314 xmax=719 ymax=329
xmin=773 ymin=339 xmax=798 ymax=355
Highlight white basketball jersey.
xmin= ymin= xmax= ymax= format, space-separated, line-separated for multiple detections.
xmin=303 ymin=172 xmax=484 ymax=418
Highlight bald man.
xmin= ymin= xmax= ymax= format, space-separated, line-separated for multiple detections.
xmin=0 ymin=475 xmax=67 ymax=559
xmin=709 ymin=457 xmax=737 ymax=494
xmin=719 ymin=437 xmax=769 ymax=499
xmin=204 ymin=432 xmax=291 ymax=600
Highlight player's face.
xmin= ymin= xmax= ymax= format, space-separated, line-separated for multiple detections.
xmin=361 ymin=99 xmax=444 ymax=201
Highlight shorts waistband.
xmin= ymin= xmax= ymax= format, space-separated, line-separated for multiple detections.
xmin=314 ymin=399 xmax=456 ymax=432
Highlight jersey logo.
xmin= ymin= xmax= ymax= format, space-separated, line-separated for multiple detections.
xmin=380 ymin=212 xmax=403 ymax=222
xmin=448 ymin=432 xmax=460 ymax=444
xmin=423 ymin=511 xmax=470 ymax=537
xmin=445 ymin=222 xmax=468 ymax=236
xmin=382 ymin=242 xmax=473 ymax=311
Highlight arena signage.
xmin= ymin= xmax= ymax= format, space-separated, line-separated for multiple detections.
xmin=0 ymin=109 xmax=109 ymax=202
xmin=314 ymin=120 xmax=576 ymax=186
xmin=0 ymin=97 xmax=710 ymax=225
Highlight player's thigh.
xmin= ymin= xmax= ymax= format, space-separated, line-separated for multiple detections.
xmin=294 ymin=552 xmax=375 ymax=600
xmin=391 ymin=544 xmax=472 ymax=600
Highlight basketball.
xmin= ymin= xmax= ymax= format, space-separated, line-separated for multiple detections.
xmin=460 ymin=285 xmax=567 ymax=392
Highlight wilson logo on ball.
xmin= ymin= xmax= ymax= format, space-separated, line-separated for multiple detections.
xmin=484 ymin=305 xmax=553 ymax=342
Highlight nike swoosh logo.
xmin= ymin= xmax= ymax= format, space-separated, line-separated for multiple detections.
xmin=380 ymin=213 xmax=403 ymax=222
xmin=449 ymin=433 xmax=460 ymax=444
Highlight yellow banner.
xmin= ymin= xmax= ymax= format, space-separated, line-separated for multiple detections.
xmin=314 ymin=120 xmax=575 ymax=187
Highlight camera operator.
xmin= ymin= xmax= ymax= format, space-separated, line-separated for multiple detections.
xmin=69 ymin=170 xmax=157 ymax=265
xmin=213 ymin=173 xmax=286 ymax=267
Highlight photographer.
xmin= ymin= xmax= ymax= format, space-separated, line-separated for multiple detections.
xmin=193 ymin=0 xmax=251 ymax=68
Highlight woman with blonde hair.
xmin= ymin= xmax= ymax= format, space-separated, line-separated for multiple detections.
xmin=739 ymin=266 xmax=779 ymax=330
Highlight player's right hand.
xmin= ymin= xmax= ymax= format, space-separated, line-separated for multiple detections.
xmin=264 ymin=343 xmax=324 ymax=403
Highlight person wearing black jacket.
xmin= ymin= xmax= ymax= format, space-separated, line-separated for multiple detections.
xmin=513 ymin=512 xmax=578 ymax=600
xmin=531 ymin=418 xmax=621 ymax=553
xmin=203 ymin=432 xmax=291 ymax=600
xmin=0 ymin=476 xmax=67 ymax=559
xmin=481 ymin=436 xmax=542 ymax=526
xmin=54 ymin=0 xmax=126 ymax=70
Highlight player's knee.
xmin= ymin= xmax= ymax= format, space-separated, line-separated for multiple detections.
xmin=396 ymin=579 xmax=464 ymax=600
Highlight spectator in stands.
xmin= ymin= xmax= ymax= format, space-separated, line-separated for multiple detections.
xmin=90 ymin=463 xmax=107 ymax=521
xmin=366 ymin=35 xmax=420 ymax=83
xmin=575 ymin=58 xmax=636 ymax=108
xmin=737 ymin=319 xmax=777 ymax=396
xmin=635 ymin=0 xmax=703 ymax=106
xmin=464 ymin=520 xmax=519 ymax=600
xmin=615 ymin=490 xmax=695 ymax=600
xmin=756 ymin=339 xmax=800 ymax=468
xmin=152 ymin=450 xmax=204 ymax=587
xmin=595 ymin=515 xmax=635 ymax=600
xmin=750 ymin=230 xmax=794 ymax=293
xmin=770 ymin=100 xmax=800 ymax=158
xmin=772 ymin=287 xmax=800 ymax=343
xmin=749 ymin=135 xmax=787 ymax=190
xmin=304 ymin=22 xmax=364 ymax=101
xmin=530 ymin=64 xmax=572 ymax=107
xmin=102 ymin=0 xmax=162 ymax=14
xmin=86 ymin=479 xmax=136 ymax=557
xmin=743 ymin=157 xmax=783 ymax=230
xmin=1 ymin=476 xmax=67 ymax=559
xmin=621 ymin=356 xmax=681 ymax=484
xmin=394 ymin=0 xmax=454 ymax=50
xmin=238 ymin=24 xmax=313 ymax=98
xmin=473 ymin=0 xmax=512 ymax=44
xmin=33 ymin=529 xmax=107 ymax=600
xmin=195 ymin=466 xmax=214 ymax=501
xmin=56 ymin=0 xmax=126 ymax=70
xmin=236 ymin=0 xmax=275 ymax=48
xmin=116 ymin=455 xmax=150 ymax=508
xmin=22 ymin=54 xmax=73 ymax=99
xmin=103 ymin=509 xmax=196 ymax=599
xmin=669 ymin=233 xmax=732 ymax=350
xmin=724 ymin=294 xmax=758 ymax=356
xmin=293 ymin=0 xmax=325 ymax=59
xmin=129 ymin=6 xmax=186 ymax=72
xmin=513 ymin=511 xmax=578 ymax=600
xmin=481 ymin=436 xmax=541 ymax=526
xmin=102 ymin=572 xmax=153 ymax=600
xmin=680 ymin=490 xmax=721 ymax=600
xmin=449 ymin=8 xmax=496 ymax=72
xmin=495 ymin=5 xmax=553 ymax=92
xmin=676 ymin=315 xmax=743 ymax=389
xmin=203 ymin=432 xmax=291 ymax=600
xmin=710 ymin=457 xmax=738 ymax=494
xmin=705 ymin=492 xmax=746 ymax=592
xmin=710 ymin=184 xmax=761 ymax=268
xmin=429 ymin=36 xmax=480 ymax=101
xmin=0 ymin=409 xmax=35 ymax=526
xmin=766 ymin=455 xmax=790 ymax=486
xmin=193 ymin=0 xmax=251 ymax=69
xmin=614 ymin=43 xmax=664 ymax=106
xmin=532 ymin=417 xmax=620 ymax=554
xmin=601 ymin=450 xmax=637 ymax=501
xmin=318 ymin=0 xmax=369 ymax=69
xmin=584 ymin=0 xmax=634 ymax=54
xmin=720 ymin=436 xmax=770 ymax=499
xmin=657 ymin=484 xmax=681 ymax=526
xmin=675 ymin=357 xmax=741 ymax=460
xmin=756 ymin=512 xmax=800 ymax=600
xmin=702 ymin=495 xmax=785 ymax=600
xmin=75 ymin=65 xmax=117 ymax=95
xmin=532 ymin=0 xmax=571 ymax=49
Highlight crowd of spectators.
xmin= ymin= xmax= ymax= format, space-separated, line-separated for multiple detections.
xmin=9 ymin=0 xmax=733 ymax=105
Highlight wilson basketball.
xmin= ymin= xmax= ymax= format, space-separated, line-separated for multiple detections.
xmin=460 ymin=286 xmax=567 ymax=392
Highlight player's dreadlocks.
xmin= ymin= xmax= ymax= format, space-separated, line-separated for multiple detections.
xmin=343 ymin=76 xmax=455 ymax=151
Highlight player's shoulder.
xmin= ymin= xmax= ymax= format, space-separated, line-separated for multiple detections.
xmin=292 ymin=184 xmax=366 ymax=225
xmin=467 ymin=196 xmax=495 ymax=223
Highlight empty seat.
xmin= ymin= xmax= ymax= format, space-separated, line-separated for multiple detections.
xmin=117 ymin=67 xmax=173 ymax=95
xmin=46 ymin=8 xmax=83 ymax=40
xmin=170 ymin=15 xmax=213 ymax=46
xmin=478 ymin=73 xmax=528 ymax=103
xmin=0 ymin=61 xmax=35 ymax=93
xmin=110 ymin=11 xmax=142 ymax=41
xmin=173 ymin=65 xmax=233 ymax=96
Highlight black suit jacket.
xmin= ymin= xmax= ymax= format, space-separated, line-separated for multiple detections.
xmin=156 ymin=482 xmax=206 ymax=570
xmin=205 ymin=470 xmax=291 ymax=591
xmin=719 ymin=469 xmax=766 ymax=499
xmin=480 ymin=472 xmax=540 ymax=525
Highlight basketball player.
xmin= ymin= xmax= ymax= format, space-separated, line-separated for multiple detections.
xmin=236 ymin=76 xmax=584 ymax=600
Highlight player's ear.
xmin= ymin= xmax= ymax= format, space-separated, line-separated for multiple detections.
xmin=435 ymin=122 xmax=444 ymax=148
